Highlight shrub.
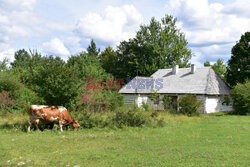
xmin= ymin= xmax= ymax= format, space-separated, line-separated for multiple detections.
xmin=14 ymin=86 xmax=44 ymax=112
xmin=0 ymin=72 xmax=20 ymax=93
xmin=142 ymin=102 xmax=153 ymax=112
xmin=162 ymin=95 xmax=172 ymax=110
xmin=178 ymin=95 xmax=202 ymax=116
xmin=72 ymin=110 xmax=110 ymax=128
xmin=231 ymin=80 xmax=250 ymax=115
xmin=112 ymin=107 xmax=149 ymax=128
xmin=150 ymin=111 xmax=159 ymax=118
xmin=0 ymin=91 xmax=15 ymax=114
xmin=79 ymin=88 xmax=124 ymax=112
xmin=0 ymin=71 xmax=43 ymax=113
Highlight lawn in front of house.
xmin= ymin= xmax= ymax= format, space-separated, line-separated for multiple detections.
xmin=0 ymin=113 xmax=249 ymax=166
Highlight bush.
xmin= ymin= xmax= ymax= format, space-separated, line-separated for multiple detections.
xmin=14 ymin=86 xmax=44 ymax=112
xmin=0 ymin=72 xmax=20 ymax=93
xmin=112 ymin=107 xmax=149 ymax=128
xmin=231 ymin=80 xmax=250 ymax=115
xmin=0 ymin=71 xmax=43 ymax=113
xmin=178 ymin=95 xmax=202 ymax=116
xmin=142 ymin=102 xmax=153 ymax=112
xmin=72 ymin=110 xmax=110 ymax=128
xmin=0 ymin=91 xmax=15 ymax=114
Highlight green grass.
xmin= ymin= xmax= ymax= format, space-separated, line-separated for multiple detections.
xmin=0 ymin=113 xmax=249 ymax=166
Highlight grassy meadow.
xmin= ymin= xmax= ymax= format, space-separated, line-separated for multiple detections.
xmin=0 ymin=113 xmax=249 ymax=166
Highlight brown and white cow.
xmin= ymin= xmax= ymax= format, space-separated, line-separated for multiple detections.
xmin=28 ymin=105 xmax=80 ymax=132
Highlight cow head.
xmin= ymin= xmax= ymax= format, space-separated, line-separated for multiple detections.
xmin=72 ymin=119 xmax=80 ymax=128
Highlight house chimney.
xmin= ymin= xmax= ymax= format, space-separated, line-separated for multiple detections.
xmin=191 ymin=64 xmax=196 ymax=74
xmin=172 ymin=65 xmax=179 ymax=74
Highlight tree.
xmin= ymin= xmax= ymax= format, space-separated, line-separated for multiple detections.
xmin=87 ymin=39 xmax=100 ymax=57
xmin=204 ymin=61 xmax=211 ymax=67
xmin=11 ymin=49 xmax=31 ymax=69
xmin=67 ymin=51 xmax=109 ymax=81
xmin=231 ymin=80 xmax=250 ymax=115
xmin=226 ymin=32 xmax=250 ymax=87
xmin=99 ymin=46 xmax=119 ymax=76
xmin=212 ymin=59 xmax=227 ymax=80
xmin=11 ymin=49 xmax=79 ymax=107
xmin=114 ymin=15 xmax=192 ymax=78
xmin=203 ymin=59 xmax=227 ymax=81
xmin=0 ymin=57 xmax=8 ymax=71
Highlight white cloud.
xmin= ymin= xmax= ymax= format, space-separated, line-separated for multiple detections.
xmin=0 ymin=48 xmax=15 ymax=62
xmin=190 ymin=51 xmax=204 ymax=67
xmin=0 ymin=0 xmax=39 ymax=62
xmin=223 ymin=0 xmax=250 ymax=18
xmin=199 ymin=43 xmax=234 ymax=59
xmin=74 ymin=5 xmax=143 ymax=45
xmin=166 ymin=0 xmax=250 ymax=64
xmin=42 ymin=38 xmax=70 ymax=58
xmin=63 ymin=36 xmax=85 ymax=55
xmin=1 ymin=0 xmax=37 ymax=11
xmin=166 ymin=0 xmax=250 ymax=45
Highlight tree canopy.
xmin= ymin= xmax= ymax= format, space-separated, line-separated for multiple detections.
xmin=100 ymin=15 xmax=192 ymax=78
xmin=226 ymin=32 xmax=250 ymax=87
xmin=87 ymin=39 xmax=100 ymax=57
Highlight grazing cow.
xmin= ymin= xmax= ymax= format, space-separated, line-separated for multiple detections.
xmin=28 ymin=105 xmax=80 ymax=132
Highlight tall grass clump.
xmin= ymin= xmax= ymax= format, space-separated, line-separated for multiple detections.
xmin=178 ymin=95 xmax=202 ymax=116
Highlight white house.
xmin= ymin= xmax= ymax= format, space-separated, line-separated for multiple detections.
xmin=119 ymin=65 xmax=233 ymax=113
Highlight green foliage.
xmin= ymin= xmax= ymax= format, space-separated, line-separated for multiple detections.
xmin=102 ymin=15 xmax=192 ymax=78
xmin=0 ymin=57 xmax=9 ymax=71
xmin=87 ymin=39 xmax=100 ymax=57
xmin=150 ymin=111 xmax=159 ymax=118
xmin=72 ymin=110 xmax=110 ymax=128
xmin=212 ymin=59 xmax=227 ymax=81
xmin=162 ymin=95 xmax=172 ymax=110
xmin=79 ymin=88 xmax=124 ymax=112
xmin=99 ymin=46 xmax=119 ymax=76
xmin=112 ymin=107 xmax=148 ymax=128
xmin=0 ymin=91 xmax=15 ymax=114
xmin=178 ymin=95 xmax=202 ymax=116
xmin=148 ymin=90 xmax=159 ymax=103
xmin=203 ymin=59 xmax=227 ymax=81
xmin=226 ymin=32 xmax=250 ymax=87
xmin=204 ymin=61 xmax=211 ymax=67
xmin=221 ymin=95 xmax=231 ymax=106
xmin=231 ymin=80 xmax=250 ymax=115
xmin=0 ymin=71 xmax=20 ymax=93
xmin=11 ymin=49 xmax=31 ymax=69
xmin=11 ymin=50 xmax=79 ymax=108
xmin=14 ymin=86 xmax=43 ymax=110
xmin=0 ymin=71 xmax=42 ymax=112
xmin=142 ymin=102 xmax=151 ymax=112
xmin=37 ymin=56 xmax=79 ymax=108
xmin=67 ymin=52 xmax=109 ymax=82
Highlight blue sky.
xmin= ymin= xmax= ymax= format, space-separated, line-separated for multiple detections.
xmin=0 ymin=0 xmax=249 ymax=66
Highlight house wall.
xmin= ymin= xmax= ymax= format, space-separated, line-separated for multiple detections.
xmin=123 ymin=94 xmax=233 ymax=113
xmin=124 ymin=94 xmax=151 ymax=107
xmin=205 ymin=96 xmax=233 ymax=113
xmin=124 ymin=94 xmax=138 ymax=106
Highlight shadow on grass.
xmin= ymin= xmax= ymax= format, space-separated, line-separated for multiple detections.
xmin=0 ymin=121 xmax=58 ymax=132
xmin=0 ymin=122 xmax=28 ymax=132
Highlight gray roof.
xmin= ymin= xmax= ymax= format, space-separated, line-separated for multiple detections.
xmin=119 ymin=67 xmax=231 ymax=95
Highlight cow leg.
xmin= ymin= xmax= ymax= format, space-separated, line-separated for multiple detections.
xmin=34 ymin=119 xmax=40 ymax=131
xmin=52 ymin=123 xmax=57 ymax=131
xmin=59 ymin=121 xmax=63 ymax=132
xmin=27 ymin=119 xmax=33 ymax=132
